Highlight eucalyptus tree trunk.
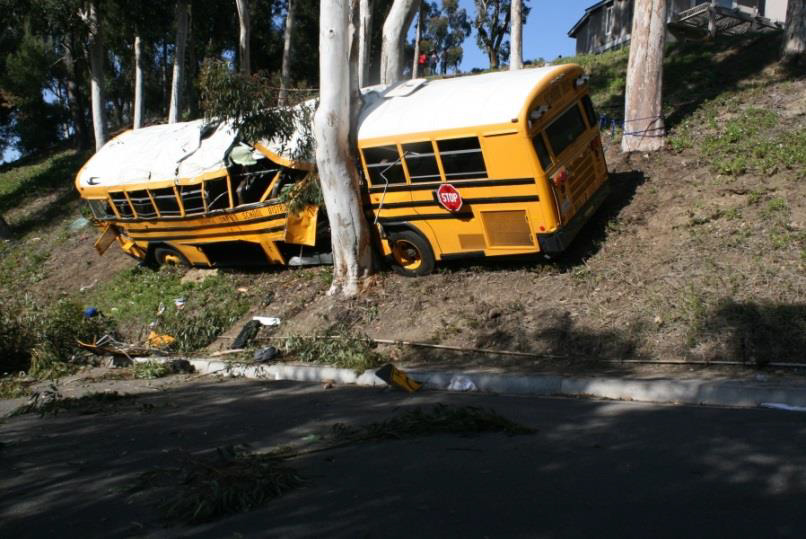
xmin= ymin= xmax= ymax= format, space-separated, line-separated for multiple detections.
xmin=510 ymin=0 xmax=523 ymax=70
xmin=783 ymin=0 xmax=806 ymax=63
xmin=707 ymin=0 xmax=717 ymax=39
xmin=358 ymin=0 xmax=373 ymax=86
xmin=314 ymin=0 xmax=374 ymax=297
xmin=63 ymin=37 xmax=90 ymax=150
xmin=169 ymin=0 xmax=190 ymax=124
xmin=622 ymin=0 xmax=666 ymax=153
xmin=279 ymin=0 xmax=295 ymax=106
xmin=236 ymin=0 xmax=251 ymax=74
xmin=133 ymin=34 xmax=144 ymax=128
xmin=380 ymin=0 xmax=419 ymax=84
xmin=82 ymin=0 xmax=108 ymax=151
xmin=412 ymin=1 xmax=422 ymax=78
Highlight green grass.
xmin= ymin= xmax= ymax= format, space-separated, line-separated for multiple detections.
xmin=0 ymin=150 xmax=86 ymax=214
xmin=87 ymin=267 xmax=250 ymax=351
xmin=283 ymin=332 xmax=384 ymax=372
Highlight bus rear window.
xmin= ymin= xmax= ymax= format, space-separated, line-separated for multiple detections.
xmin=546 ymin=104 xmax=586 ymax=157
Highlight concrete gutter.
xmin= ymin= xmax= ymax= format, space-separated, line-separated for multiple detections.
xmin=133 ymin=357 xmax=806 ymax=410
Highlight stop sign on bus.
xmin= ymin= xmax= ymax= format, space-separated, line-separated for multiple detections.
xmin=436 ymin=184 xmax=463 ymax=212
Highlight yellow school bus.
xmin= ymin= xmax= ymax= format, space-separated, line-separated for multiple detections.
xmin=75 ymin=119 xmax=321 ymax=268
xmin=76 ymin=64 xmax=607 ymax=275
xmin=357 ymin=63 xmax=609 ymax=275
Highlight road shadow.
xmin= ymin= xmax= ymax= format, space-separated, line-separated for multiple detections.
xmin=1 ymin=378 xmax=806 ymax=538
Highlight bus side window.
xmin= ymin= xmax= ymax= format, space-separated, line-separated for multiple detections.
xmin=87 ymin=199 xmax=115 ymax=220
xmin=204 ymin=178 xmax=230 ymax=212
xmin=533 ymin=134 xmax=552 ymax=172
xmin=128 ymin=190 xmax=158 ymax=218
xmin=180 ymin=184 xmax=205 ymax=214
xmin=109 ymin=192 xmax=134 ymax=218
xmin=150 ymin=187 xmax=182 ymax=216
xmin=436 ymin=137 xmax=487 ymax=180
xmin=232 ymin=164 xmax=281 ymax=206
xmin=269 ymin=168 xmax=308 ymax=200
xmin=402 ymin=141 xmax=441 ymax=183
xmin=582 ymin=95 xmax=598 ymax=128
xmin=362 ymin=145 xmax=406 ymax=185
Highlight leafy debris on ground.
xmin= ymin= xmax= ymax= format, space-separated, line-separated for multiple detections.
xmin=132 ymin=445 xmax=302 ymax=524
xmin=11 ymin=386 xmax=135 ymax=417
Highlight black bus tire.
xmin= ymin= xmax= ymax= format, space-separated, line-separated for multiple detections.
xmin=388 ymin=230 xmax=435 ymax=277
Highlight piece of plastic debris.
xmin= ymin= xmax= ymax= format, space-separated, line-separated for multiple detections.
xmin=447 ymin=375 xmax=477 ymax=392
xmin=147 ymin=331 xmax=176 ymax=348
xmin=375 ymin=364 xmax=423 ymax=393
xmin=288 ymin=253 xmax=334 ymax=266
xmin=237 ymin=287 xmax=249 ymax=293
xmin=79 ymin=279 xmax=98 ymax=292
xmin=253 ymin=316 xmax=281 ymax=327
xmin=157 ymin=302 xmax=166 ymax=316
xmin=254 ymin=346 xmax=279 ymax=363
xmin=760 ymin=403 xmax=806 ymax=412
xmin=233 ymin=320 xmax=262 ymax=348
xmin=69 ymin=217 xmax=90 ymax=231
xmin=83 ymin=306 xmax=99 ymax=318
xmin=174 ymin=297 xmax=186 ymax=309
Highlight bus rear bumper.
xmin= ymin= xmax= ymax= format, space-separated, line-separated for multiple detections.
xmin=537 ymin=181 xmax=610 ymax=253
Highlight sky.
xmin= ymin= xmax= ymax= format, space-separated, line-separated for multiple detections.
xmin=455 ymin=0 xmax=593 ymax=70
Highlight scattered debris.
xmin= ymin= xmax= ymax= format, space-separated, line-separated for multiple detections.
xmin=322 ymin=379 xmax=335 ymax=389
xmin=173 ymin=298 xmax=185 ymax=310
xmin=131 ymin=445 xmax=302 ymax=524
xmin=447 ymin=375 xmax=478 ymax=392
xmin=253 ymin=316 xmax=281 ymax=327
xmin=12 ymin=387 xmax=135 ymax=417
xmin=147 ymin=331 xmax=176 ymax=348
xmin=79 ymin=279 xmax=98 ymax=292
xmin=83 ymin=306 xmax=99 ymax=318
xmin=180 ymin=268 xmax=219 ymax=284
xmin=254 ymin=346 xmax=279 ymax=363
xmin=237 ymin=287 xmax=249 ymax=293
xmin=232 ymin=320 xmax=262 ymax=348
xmin=332 ymin=404 xmax=536 ymax=442
xmin=68 ymin=217 xmax=90 ymax=232
xmin=375 ymin=364 xmax=422 ymax=393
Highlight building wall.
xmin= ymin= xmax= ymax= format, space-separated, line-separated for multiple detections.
xmin=573 ymin=0 xmax=785 ymax=55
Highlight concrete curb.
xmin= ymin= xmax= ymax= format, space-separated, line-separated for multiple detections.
xmin=133 ymin=357 xmax=806 ymax=409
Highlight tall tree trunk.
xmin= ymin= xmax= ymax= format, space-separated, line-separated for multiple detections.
xmin=169 ymin=0 xmax=190 ymax=124
xmin=510 ymin=0 xmax=523 ymax=70
xmin=707 ymin=0 xmax=717 ymax=39
xmin=412 ymin=1 xmax=422 ymax=78
xmin=380 ymin=0 xmax=419 ymax=85
xmin=82 ymin=0 xmax=108 ymax=151
xmin=487 ymin=47 xmax=498 ymax=69
xmin=236 ymin=0 xmax=251 ymax=74
xmin=314 ymin=0 xmax=373 ymax=297
xmin=783 ymin=0 xmax=806 ymax=63
xmin=133 ymin=34 xmax=144 ymax=129
xmin=279 ymin=0 xmax=295 ymax=105
xmin=622 ymin=0 xmax=666 ymax=153
xmin=63 ymin=37 xmax=90 ymax=150
xmin=358 ymin=0 xmax=373 ymax=86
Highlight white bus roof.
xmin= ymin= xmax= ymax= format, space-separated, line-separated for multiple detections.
xmin=356 ymin=65 xmax=568 ymax=142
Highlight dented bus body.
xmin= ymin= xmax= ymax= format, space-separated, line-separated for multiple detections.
xmin=76 ymin=64 xmax=608 ymax=275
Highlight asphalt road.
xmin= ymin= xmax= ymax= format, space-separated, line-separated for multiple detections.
xmin=1 ymin=378 xmax=805 ymax=538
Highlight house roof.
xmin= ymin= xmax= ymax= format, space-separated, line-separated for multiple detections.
xmin=568 ymin=0 xmax=614 ymax=37
xmin=356 ymin=65 xmax=567 ymax=142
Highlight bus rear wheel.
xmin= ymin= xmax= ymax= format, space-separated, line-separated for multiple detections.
xmin=153 ymin=246 xmax=190 ymax=268
xmin=388 ymin=230 xmax=434 ymax=277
